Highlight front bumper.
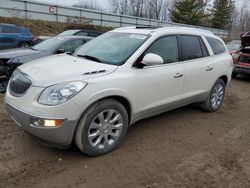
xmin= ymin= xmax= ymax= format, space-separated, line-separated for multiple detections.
xmin=234 ymin=64 xmax=250 ymax=74
xmin=6 ymin=103 xmax=77 ymax=146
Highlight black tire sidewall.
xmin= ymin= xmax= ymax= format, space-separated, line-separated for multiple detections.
xmin=78 ymin=99 xmax=129 ymax=156
xmin=19 ymin=42 xmax=30 ymax=48
xmin=232 ymin=72 xmax=238 ymax=78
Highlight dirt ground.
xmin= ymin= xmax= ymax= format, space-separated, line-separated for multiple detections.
xmin=0 ymin=77 xmax=250 ymax=188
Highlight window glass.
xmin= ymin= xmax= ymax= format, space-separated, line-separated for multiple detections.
xmin=3 ymin=26 xmax=18 ymax=33
xmin=75 ymin=31 xmax=88 ymax=36
xmin=58 ymin=30 xmax=79 ymax=36
xmin=144 ymin=36 xmax=179 ymax=64
xmin=180 ymin=35 xmax=203 ymax=60
xmin=206 ymin=37 xmax=226 ymax=55
xmin=88 ymin=32 xmax=101 ymax=37
xmin=32 ymin=37 xmax=66 ymax=51
xmin=75 ymin=32 xmax=149 ymax=65
xmin=199 ymin=38 xmax=209 ymax=57
xmin=59 ymin=39 xmax=83 ymax=52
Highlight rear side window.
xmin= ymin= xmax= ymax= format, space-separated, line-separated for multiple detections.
xmin=75 ymin=31 xmax=88 ymax=36
xmin=179 ymin=35 xmax=204 ymax=61
xmin=144 ymin=36 xmax=179 ymax=64
xmin=206 ymin=37 xmax=226 ymax=55
xmin=3 ymin=26 xmax=19 ymax=33
xmin=88 ymin=32 xmax=101 ymax=37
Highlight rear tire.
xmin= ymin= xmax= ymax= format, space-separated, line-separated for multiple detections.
xmin=19 ymin=42 xmax=30 ymax=48
xmin=75 ymin=99 xmax=129 ymax=156
xmin=201 ymin=79 xmax=226 ymax=112
xmin=232 ymin=72 xmax=238 ymax=78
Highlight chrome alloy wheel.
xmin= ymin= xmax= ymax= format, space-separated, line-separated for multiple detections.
xmin=211 ymin=83 xmax=224 ymax=110
xmin=88 ymin=109 xmax=123 ymax=150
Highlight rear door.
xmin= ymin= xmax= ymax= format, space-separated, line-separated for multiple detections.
xmin=135 ymin=35 xmax=185 ymax=119
xmin=178 ymin=35 xmax=214 ymax=103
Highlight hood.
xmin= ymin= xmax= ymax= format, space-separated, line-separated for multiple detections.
xmin=241 ymin=32 xmax=250 ymax=48
xmin=0 ymin=48 xmax=50 ymax=64
xmin=19 ymin=54 xmax=118 ymax=87
xmin=0 ymin=48 xmax=40 ymax=59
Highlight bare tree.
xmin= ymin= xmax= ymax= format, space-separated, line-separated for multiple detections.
xmin=148 ymin=0 xmax=164 ymax=20
xmin=109 ymin=0 xmax=130 ymax=15
xmin=108 ymin=0 xmax=175 ymax=21
xmin=230 ymin=0 xmax=250 ymax=39
xmin=129 ymin=0 xmax=145 ymax=17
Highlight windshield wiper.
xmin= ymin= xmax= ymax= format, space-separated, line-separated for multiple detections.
xmin=77 ymin=55 xmax=102 ymax=63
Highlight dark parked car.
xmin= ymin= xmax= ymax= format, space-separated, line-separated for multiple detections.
xmin=232 ymin=32 xmax=250 ymax=78
xmin=58 ymin=29 xmax=103 ymax=37
xmin=0 ymin=23 xmax=33 ymax=49
xmin=0 ymin=35 xmax=92 ymax=92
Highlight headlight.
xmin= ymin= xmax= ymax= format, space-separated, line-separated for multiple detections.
xmin=38 ymin=81 xmax=87 ymax=105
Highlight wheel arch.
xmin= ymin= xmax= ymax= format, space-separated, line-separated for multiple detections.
xmin=72 ymin=94 xmax=133 ymax=146
xmin=218 ymin=75 xmax=228 ymax=86
xmin=18 ymin=41 xmax=31 ymax=47
xmin=77 ymin=94 xmax=133 ymax=126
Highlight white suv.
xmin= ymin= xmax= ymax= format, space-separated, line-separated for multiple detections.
xmin=5 ymin=27 xmax=233 ymax=156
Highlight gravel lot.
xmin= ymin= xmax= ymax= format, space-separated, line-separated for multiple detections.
xmin=0 ymin=77 xmax=250 ymax=188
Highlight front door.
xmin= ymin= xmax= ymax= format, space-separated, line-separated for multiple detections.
xmin=134 ymin=35 xmax=185 ymax=119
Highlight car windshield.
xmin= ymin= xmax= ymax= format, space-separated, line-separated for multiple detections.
xmin=32 ymin=37 xmax=65 ymax=51
xmin=74 ymin=32 xmax=149 ymax=65
xmin=58 ymin=30 xmax=79 ymax=36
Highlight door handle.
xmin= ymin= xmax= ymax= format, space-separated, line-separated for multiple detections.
xmin=174 ymin=73 xmax=184 ymax=78
xmin=206 ymin=66 xmax=213 ymax=71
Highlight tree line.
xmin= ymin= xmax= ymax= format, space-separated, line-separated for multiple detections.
xmin=74 ymin=0 xmax=250 ymax=38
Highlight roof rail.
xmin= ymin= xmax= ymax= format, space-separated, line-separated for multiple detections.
xmin=135 ymin=26 xmax=159 ymax=29
xmin=154 ymin=26 xmax=214 ymax=35
xmin=115 ymin=26 xmax=159 ymax=30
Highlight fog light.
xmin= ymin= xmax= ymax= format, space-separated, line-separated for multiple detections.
xmin=44 ymin=120 xmax=62 ymax=127
xmin=31 ymin=118 xmax=62 ymax=127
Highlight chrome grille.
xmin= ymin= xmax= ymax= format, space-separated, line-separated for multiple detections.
xmin=9 ymin=70 xmax=32 ymax=97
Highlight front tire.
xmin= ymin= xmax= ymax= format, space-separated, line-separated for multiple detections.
xmin=75 ymin=99 xmax=129 ymax=156
xmin=201 ymin=79 xmax=226 ymax=112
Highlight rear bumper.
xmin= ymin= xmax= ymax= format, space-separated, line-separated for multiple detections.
xmin=6 ymin=103 xmax=77 ymax=146
xmin=233 ymin=64 xmax=250 ymax=74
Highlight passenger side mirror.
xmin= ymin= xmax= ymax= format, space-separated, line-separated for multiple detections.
xmin=142 ymin=53 xmax=164 ymax=66
xmin=55 ymin=49 xmax=65 ymax=54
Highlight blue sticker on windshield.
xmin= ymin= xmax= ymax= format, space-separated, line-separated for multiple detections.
xmin=129 ymin=34 xmax=147 ymax=40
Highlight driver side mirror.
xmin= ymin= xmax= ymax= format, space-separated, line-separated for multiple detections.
xmin=55 ymin=49 xmax=65 ymax=54
xmin=141 ymin=53 xmax=164 ymax=66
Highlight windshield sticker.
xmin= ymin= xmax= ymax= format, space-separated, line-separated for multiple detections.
xmin=129 ymin=34 xmax=147 ymax=40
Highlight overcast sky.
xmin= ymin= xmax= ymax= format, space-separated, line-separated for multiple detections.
xmin=33 ymin=0 xmax=110 ymax=9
